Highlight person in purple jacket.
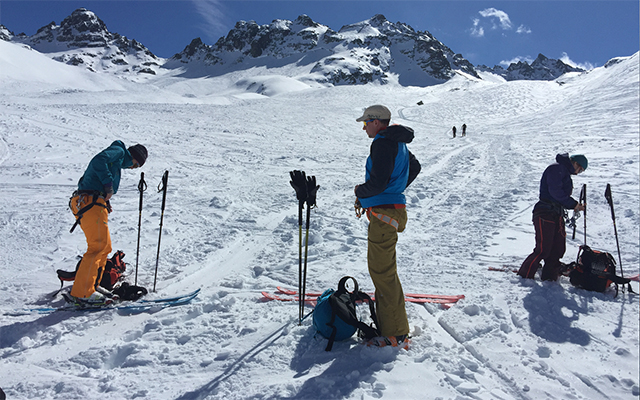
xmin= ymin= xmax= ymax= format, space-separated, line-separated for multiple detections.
xmin=518 ymin=153 xmax=587 ymax=281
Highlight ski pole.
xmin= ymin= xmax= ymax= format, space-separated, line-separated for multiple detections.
xmin=298 ymin=202 xmax=304 ymax=323
xmin=135 ymin=172 xmax=147 ymax=286
xmin=153 ymin=170 xmax=168 ymax=292
xmin=582 ymin=184 xmax=587 ymax=245
xmin=289 ymin=170 xmax=308 ymax=324
xmin=572 ymin=184 xmax=585 ymax=241
xmin=604 ymin=184 xmax=633 ymax=294
xmin=302 ymin=175 xmax=319 ymax=321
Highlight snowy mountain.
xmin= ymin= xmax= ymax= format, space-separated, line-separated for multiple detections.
xmin=2 ymin=9 xmax=590 ymax=86
xmin=166 ymin=14 xmax=479 ymax=86
xmin=477 ymin=53 xmax=585 ymax=81
xmin=0 ymin=34 xmax=639 ymax=399
xmin=0 ymin=24 xmax=12 ymax=41
xmin=8 ymin=8 xmax=161 ymax=75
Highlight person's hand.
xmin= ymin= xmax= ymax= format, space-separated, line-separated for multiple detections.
xmin=574 ymin=203 xmax=585 ymax=212
xmin=354 ymin=184 xmax=360 ymax=195
xmin=104 ymin=183 xmax=114 ymax=202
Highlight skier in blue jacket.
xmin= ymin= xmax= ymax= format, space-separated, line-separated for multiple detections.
xmin=68 ymin=140 xmax=147 ymax=305
xmin=518 ymin=153 xmax=587 ymax=281
xmin=354 ymin=105 xmax=421 ymax=349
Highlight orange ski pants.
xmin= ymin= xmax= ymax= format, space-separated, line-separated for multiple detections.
xmin=69 ymin=194 xmax=112 ymax=298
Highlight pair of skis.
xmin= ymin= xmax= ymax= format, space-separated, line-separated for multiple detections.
xmin=262 ymin=287 xmax=465 ymax=309
xmin=12 ymin=289 xmax=200 ymax=316
xmin=134 ymin=170 xmax=169 ymax=292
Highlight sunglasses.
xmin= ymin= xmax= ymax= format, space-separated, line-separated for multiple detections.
xmin=363 ymin=119 xmax=376 ymax=127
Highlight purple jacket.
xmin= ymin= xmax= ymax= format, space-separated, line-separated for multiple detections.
xmin=533 ymin=153 xmax=578 ymax=215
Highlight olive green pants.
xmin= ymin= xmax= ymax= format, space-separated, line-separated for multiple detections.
xmin=367 ymin=207 xmax=409 ymax=337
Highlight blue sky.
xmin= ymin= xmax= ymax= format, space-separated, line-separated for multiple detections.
xmin=1 ymin=1 xmax=638 ymax=68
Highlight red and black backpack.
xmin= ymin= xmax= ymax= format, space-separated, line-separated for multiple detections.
xmin=568 ymin=245 xmax=631 ymax=295
xmin=54 ymin=250 xmax=127 ymax=295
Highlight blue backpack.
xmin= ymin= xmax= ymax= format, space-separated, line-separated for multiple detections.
xmin=313 ymin=276 xmax=380 ymax=351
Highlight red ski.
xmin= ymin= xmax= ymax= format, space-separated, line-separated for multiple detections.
xmin=262 ymin=291 xmax=460 ymax=308
xmin=261 ymin=291 xmax=317 ymax=305
xmin=276 ymin=286 xmax=464 ymax=301
xmin=488 ymin=266 xmax=518 ymax=273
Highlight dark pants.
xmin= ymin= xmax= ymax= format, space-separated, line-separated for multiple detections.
xmin=518 ymin=213 xmax=566 ymax=281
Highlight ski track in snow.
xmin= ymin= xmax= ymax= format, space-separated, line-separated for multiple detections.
xmin=0 ymin=46 xmax=639 ymax=400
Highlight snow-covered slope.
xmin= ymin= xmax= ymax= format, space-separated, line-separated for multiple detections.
xmin=0 ymin=34 xmax=638 ymax=400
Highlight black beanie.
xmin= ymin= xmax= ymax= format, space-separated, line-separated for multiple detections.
xmin=128 ymin=144 xmax=148 ymax=166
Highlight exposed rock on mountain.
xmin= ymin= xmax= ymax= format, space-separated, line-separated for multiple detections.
xmin=11 ymin=8 xmax=160 ymax=74
xmin=477 ymin=54 xmax=584 ymax=81
xmin=166 ymin=14 xmax=479 ymax=86
xmin=3 ymin=9 xmax=590 ymax=85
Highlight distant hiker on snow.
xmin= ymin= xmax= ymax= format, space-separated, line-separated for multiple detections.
xmin=518 ymin=153 xmax=587 ymax=281
xmin=68 ymin=141 xmax=148 ymax=306
xmin=354 ymin=105 xmax=421 ymax=348
xmin=452 ymin=126 xmax=457 ymax=138
xmin=462 ymin=124 xmax=467 ymax=137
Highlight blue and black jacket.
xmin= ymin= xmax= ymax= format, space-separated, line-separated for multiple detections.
xmin=533 ymin=153 xmax=579 ymax=216
xmin=356 ymin=125 xmax=421 ymax=208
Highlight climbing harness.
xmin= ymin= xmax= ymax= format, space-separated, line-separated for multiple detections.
xmin=69 ymin=190 xmax=109 ymax=233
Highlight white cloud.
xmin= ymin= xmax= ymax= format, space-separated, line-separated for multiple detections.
xmin=516 ymin=24 xmax=532 ymax=34
xmin=470 ymin=18 xmax=485 ymax=38
xmin=479 ymin=8 xmax=512 ymax=30
xmin=191 ymin=0 xmax=229 ymax=40
xmin=560 ymin=52 xmax=595 ymax=70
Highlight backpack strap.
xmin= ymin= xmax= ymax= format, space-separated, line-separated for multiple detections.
xmin=325 ymin=310 xmax=338 ymax=351
xmin=353 ymin=291 xmax=381 ymax=340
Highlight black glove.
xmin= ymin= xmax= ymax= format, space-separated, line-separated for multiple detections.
xmin=290 ymin=170 xmax=308 ymax=203
xmin=306 ymin=175 xmax=319 ymax=207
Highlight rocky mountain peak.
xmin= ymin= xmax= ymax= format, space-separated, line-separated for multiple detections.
xmin=0 ymin=24 xmax=13 ymax=41
xmin=293 ymin=14 xmax=318 ymax=28
xmin=478 ymin=53 xmax=585 ymax=81
xmin=167 ymin=14 xmax=478 ymax=86
xmin=10 ymin=8 xmax=160 ymax=75
xmin=56 ymin=8 xmax=111 ymax=46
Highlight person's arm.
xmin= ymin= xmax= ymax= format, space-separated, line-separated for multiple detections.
xmin=355 ymin=139 xmax=397 ymax=199
xmin=546 ymin=167 xmax=578 ymax=210
xmin=90 ymin=144 xmax=125 ymax=198
xmin=406 ymin=151 xmax=421 ymax=188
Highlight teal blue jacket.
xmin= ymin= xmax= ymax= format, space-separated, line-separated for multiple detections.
xmin=78 ymin=140 xmax=134 ymax=195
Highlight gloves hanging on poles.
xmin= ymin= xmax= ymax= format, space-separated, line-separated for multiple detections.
xmin=290 ymin=170 xmax=308 ymax=205
xmin=289 ymin=170 xmax=320 ymax=325
xmin=305 ymin=175 xmax=319 ymax=208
